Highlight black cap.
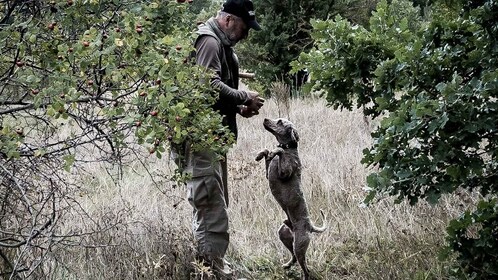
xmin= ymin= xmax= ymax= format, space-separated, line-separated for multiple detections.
xmin=222 ymin=0 xmax=261 ymax=31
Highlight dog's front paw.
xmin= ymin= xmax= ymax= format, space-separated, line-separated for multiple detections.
xmin=268 ymin=148 xmax=284 ymax=160
xmin=255 ymin=149 xmax=269 ymax=161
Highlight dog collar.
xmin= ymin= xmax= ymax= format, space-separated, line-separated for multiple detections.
xmin=277 ymin=142 xmax=298 ymax=149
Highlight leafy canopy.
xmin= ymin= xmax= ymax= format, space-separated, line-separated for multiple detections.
xmin=0 ymin=0 xmax=233 ymax=164
xmin=293 ymin=0 xmax=498 ymax=277
xmin=239 ymin=0 xmax=378 ymax=93
xmin=0 ymin=0 xmax=231 ymax=276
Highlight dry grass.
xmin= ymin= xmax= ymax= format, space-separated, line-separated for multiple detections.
xmin=47 ymin=97 xmax=471 ymax=279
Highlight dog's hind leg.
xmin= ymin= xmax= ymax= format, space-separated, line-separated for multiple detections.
xmin=278 ymin=223 xmax=296 ymax=268
xmin=293 ymin=228 xmax=311 ymax=280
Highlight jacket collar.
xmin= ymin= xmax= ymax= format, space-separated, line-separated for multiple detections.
xmin=202 ymin=17 xmax=236 ymax=47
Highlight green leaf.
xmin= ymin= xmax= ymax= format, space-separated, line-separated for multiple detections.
xmin=446 ymin=165 xmax=460 ymax=179
xmin=63 ymin=154 xmax=75 ymax=172
xmin=426 ymin=190 xmax=441 ymax=205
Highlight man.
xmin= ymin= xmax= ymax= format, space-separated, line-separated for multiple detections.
xmin=183 ymin=0 xmax=264 ymax=278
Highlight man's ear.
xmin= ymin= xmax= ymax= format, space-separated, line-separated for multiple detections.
xmin=225 ymin=15 xmax=234 ymax=26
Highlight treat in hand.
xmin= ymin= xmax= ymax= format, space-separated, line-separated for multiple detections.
xmin=246 ymin=90 xmax=265 ymax=112
xmin=239 ymin=105 xmax=258 ymax=118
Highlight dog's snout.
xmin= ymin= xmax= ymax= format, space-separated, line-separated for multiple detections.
xmin=263 ymin=118 xmax=272 ymax=130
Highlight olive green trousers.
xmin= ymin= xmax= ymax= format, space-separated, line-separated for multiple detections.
xmin=184 ymin=150 xmax=229 ymax=262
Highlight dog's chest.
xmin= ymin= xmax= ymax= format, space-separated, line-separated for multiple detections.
xmin=267 ymin=153 xmax=303 ymax=204
xmin=267 ymin=153 xmax=301 ymax=182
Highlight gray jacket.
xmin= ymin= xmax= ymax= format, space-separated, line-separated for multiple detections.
xmin=195 ymin=18 xmax=251 ymax=139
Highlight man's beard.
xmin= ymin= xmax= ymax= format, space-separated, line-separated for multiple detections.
xmin=226 ymin=27 xmax=240 ymax=46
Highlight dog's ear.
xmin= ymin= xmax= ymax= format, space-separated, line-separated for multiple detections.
xmin=291 ymin=126 xmax=299 ymax=143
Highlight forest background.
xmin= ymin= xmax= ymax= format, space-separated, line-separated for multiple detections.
xmin=1 ymin=0 xmax=496 ymax=279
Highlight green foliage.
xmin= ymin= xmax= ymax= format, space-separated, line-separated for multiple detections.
xmin=293 ymin=0 xmax=498 ymax=277
xmin=292 ymin=0 xmax=423 ymax=115
xmin=0 ymin=0 xmax=233 ymax=276
xmin=0 ymin=0 xmax=233 ymax=162
xmin=294 ymin=0 xmax=497 ymax=203
xmin=442 ymin=199 xmax=498 ymax=279
xmin=239 ymin=0 xmax=379 ymax=93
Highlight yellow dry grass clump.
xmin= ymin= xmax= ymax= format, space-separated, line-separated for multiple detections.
xmin=49 ymin=97 xmax=472 ymax=279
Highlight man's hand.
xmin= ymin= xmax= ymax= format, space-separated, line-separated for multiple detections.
xmin=239 ymin=105 xmax=259 ymax=118
xmin=245 ymin=90 xmax=265 ymax=112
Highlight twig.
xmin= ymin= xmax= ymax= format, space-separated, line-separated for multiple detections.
xmin=239 ymin=72 xmax=255 ymax=79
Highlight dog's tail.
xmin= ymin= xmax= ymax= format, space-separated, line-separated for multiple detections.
xmin=310 ymin=209 xmax=327 ymax=233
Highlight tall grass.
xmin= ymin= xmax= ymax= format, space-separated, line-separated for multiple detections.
xmin=47 ymin=98 xmax=472 ymax=279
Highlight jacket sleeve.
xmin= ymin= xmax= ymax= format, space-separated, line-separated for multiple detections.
xmin=195 ymin=35 xmax=250 ymax=105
